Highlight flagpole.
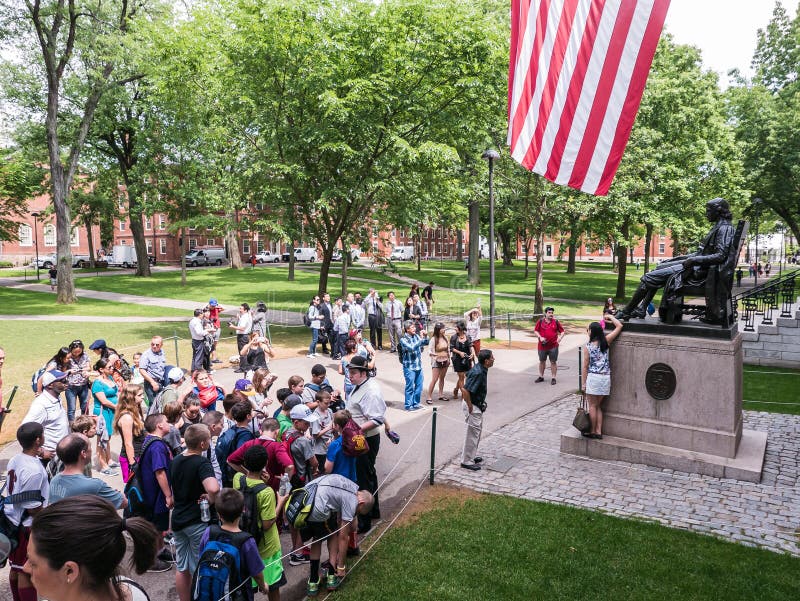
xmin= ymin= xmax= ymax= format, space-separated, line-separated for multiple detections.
xmin=482 ymin=149 xmax=500 ymax=339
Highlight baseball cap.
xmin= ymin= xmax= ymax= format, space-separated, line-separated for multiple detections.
xmin=234 ymin=379 xmax=255 ymax=396
xmin=349 ymin=329 xmax=361 ymax=338
xmin=40 ymin=370 xmax=68 ymax=388
xmin=345 ymin=355 xmax=370 ymax=372
xmin=284 ymin=394 xmax=303 ymax=410
xmin=209 ymin=298 xmax=218 ymax=307
xmin=88 ymin=339 xmax=106 ymax=350
xmin=289 ymin=405 xmax=318 ymax=423
xmin=167 ymin=367 xmax=185 ymax=383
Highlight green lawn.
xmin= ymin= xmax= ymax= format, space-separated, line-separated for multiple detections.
xmin=743 ymin=365 xmax=800 ymax=415
xmin=339 ymin=493 xmax=800 ymax=601
xmin=0 ymin=287 xmax=187 ymax=317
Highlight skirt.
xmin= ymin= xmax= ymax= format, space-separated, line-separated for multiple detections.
xmin=585 ymin=372 xmax=611 ymax=396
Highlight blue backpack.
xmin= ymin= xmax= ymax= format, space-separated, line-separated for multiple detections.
xmin=191 ymin=525 xmax=252 ymax=601
xmin=215 ymin=426 xmax=255 ymax=488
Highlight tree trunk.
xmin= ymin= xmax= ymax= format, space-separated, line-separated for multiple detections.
xmin=129 ymin=213 xmax=151 ymax=276
xmin=468 ymin=196 xmax=480 ymax=285
xmin=53 ymin=173 xmax=76 ymax=303
xmin=567 ymin=235 xmax=577 ymax=273
xmin=288 ymin=242 xmax=295 ymax=281
xmin=85 ymin=217 xmax=96 ymax=269
xmin=180 ymin=227 xmax=187 ymax=286
xmin=340 ymin=239 xmax=348 ymax=298
xmin=534 ymin=230 xmax=545 ymax=314
xmin=523 ymin=234 xmax=530 ymax=279
xmin=226 ymin=211 xmax=242 ymax=269
xmin=644 ymin=222 xmax=653 ymax=272
xmin=415 ymin=224 xmax=421 ymax=271
xmin=616 ymin=223 xmax=629 ymax=299
xmin=456 ymin=229 xmax=463 ymax=261
xmin=611 ymin=243 xmax=617 ymax=270
xmin=317 ymin=245 xmax=335 ymax=296
xmin=499 ymin=230 xmax=514 ymax=266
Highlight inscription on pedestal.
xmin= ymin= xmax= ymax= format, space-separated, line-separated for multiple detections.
xmin=645 ymin=363 xmax=676 ymax=400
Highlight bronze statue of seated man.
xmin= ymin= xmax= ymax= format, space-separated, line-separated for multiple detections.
xmin=617 ymin=198 xmax=735 ymax=322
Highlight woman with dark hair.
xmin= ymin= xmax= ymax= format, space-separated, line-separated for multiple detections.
xmin=602 ymin=297 xmax=617 ymax=331
xmin=252 ymin=300 xmax=268 ymax=338
xmin=449 ymin=321 xmax=474 ymax=400
xmin=338 ymin=338 xmax=359 ymax=399
xmin=36 ymin=347 xmax=71 ymax=393
xmin=65 ymin=340 xmax=90 ymax=421
xmin=426 ymin=322 xmax=450 ymax=404
xmin=91 ymin=358 xmax=119 ymax=475
xmin=582 ymin=314 xmax=623 ymax=439
xmin=25 ymin=495 xmax=159 ymax=601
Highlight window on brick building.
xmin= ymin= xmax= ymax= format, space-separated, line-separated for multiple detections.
xmin=189 ymin=238 xmax=197 ymax=250
xmin=159 ymin=239 xmax=167 ymax=255
xmin=146 ymin=240 xmax=153 ymax=254
xmin=159 ymin=215 xmax=166 ymax=230
xmin=659 ymin=243 xmax=665 ymax=255
xmin=43 ymin=224 xmax=56 ymax=247
xmin=70 ymin=228 xmax=79 ymax=246
xmin=145 ymin=216 xmax=152 ymax=231
xmin=19 ymin=224 xmax=32 ymax=246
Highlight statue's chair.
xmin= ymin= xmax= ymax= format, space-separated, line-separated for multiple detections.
xmin=658 ymin=220 xmax=748 ymax=326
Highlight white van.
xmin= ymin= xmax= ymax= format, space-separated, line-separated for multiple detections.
xmin=185 ymin=247 xmax=227 ymax=266
xmin=293 ymin=247 xmax=318 ymax=262
xmin=108 ymin=245 xmax=138 ymax=268
xmin=390 ymin=246 xmax=415 ymax=261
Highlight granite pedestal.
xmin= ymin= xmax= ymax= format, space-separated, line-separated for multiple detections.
xmin=561 ymin=324 xmax=767 ymax=482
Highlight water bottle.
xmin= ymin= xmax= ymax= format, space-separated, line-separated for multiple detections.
xmin=279 ymin=473 xmax=291 ymax=497
xmin=199 ymin=499 xmax=210 ymax=523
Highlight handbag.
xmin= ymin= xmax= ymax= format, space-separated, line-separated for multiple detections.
xmin=572 ymin=392 xmax=591 ymax=434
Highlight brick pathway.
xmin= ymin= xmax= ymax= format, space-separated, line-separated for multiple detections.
xmin=437 ymin=396 xmax=800 ymax=556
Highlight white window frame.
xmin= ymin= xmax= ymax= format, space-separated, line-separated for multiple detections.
xmin=159 ymin=215 xmax=166 ymax=230
xmin=70 ymin=227 xmax=79 ymax=247
xmin=43 ymin=224 xmax=56 ymax=247
xmin=159 ymin=239 xmax=167 ymax=255
xmin=18 ymin=224 xmax=32 ymax=246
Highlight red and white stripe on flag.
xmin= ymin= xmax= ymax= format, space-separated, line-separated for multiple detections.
xmin=507 ymin=0 xmax=670 ymax=196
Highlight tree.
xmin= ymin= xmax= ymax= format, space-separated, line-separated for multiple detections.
xmin=728 ymin=3 xmax=800 ymax=245
xmin=0 ymin=149 xmax=44 ymax=241
xmin=1 ymin=0 xmax=157 ymax=302
xmin=68 ymin=172 xmax=117 ymax=268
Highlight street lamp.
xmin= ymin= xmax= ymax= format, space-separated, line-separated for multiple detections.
xmin=31 ymin=211 xmax=41 ymax=281
xmin=752 ymin=198 xmax=762 ymax=286
xmin=482 ymin=149 xmax=500 ymax=339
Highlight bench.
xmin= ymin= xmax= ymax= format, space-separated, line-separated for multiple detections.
xmin=658 ymin=220 xmax=748 ymax=326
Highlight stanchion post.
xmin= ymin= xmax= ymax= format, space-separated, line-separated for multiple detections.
xmin=173 ymin=330 xmax=180 ymax=368
xmin=429 ymin=407 xmax=437 ymax=485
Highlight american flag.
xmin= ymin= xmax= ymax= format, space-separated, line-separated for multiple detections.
xmin=507 ymin=0 xmax=671 ymax=196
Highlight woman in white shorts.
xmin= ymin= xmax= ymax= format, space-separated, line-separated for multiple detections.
xmin=581 ymin=313 xmax=623 ymax=439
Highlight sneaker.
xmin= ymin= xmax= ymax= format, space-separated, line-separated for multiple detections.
xmin=148 ymin=558 xmax=172 ymax=573
xmin=158 ymin=547 xmax=175 ymax=562
xmin=551 ymin=378 xmax=557 ymax=385
xmin=307 ymin=579 xmax=320 ymax=597
xmin=535 ymin=376 xmax=545 ymax=383
xmin=107 ymin=460 xmax=119 ymax=468
xmin=100 ymin=467 xmax=119 ymax=475
xmin=212 ymin=359 xmax=222 ymax=364
xmin=289 ymin=553 xmax=310 ymax=566
xmin=307 ymin=354 xmax=315 ymax=358
xmin=326 ymin=573 xmax=342 ymax=592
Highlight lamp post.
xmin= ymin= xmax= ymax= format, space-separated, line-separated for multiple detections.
xmin=31 ymin=211 xmax=41 ymax=281
xmin=482 ymin=149 xmax=500 ymax=339
xmin=752 ymin=198 xmax=762 ymax=286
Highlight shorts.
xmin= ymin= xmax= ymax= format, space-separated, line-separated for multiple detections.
xmin=586 ymin=372 xmax=611 ymax=396
xmin=538 ymin=348 xmax=559 ymax=363
xmin=173 ymin=522 xmax=208 ymax=573
xmin=299 ymin=515 xmax=339 ymax=543
xmin=8 ymin=525 xmax=30 ymax=572
xmin=431 ymin=357 xmax=449 ymax=369
xmin=49 ymin=278 xmax=57 ymax=286
xmin=255 ymin=550 xmax=286 ymax=589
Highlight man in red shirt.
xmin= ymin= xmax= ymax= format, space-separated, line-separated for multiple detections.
xmin=225 ymin=417 xmax=294 ymax=493
xmin=207 ymin=298 xmax=224 ymax=364
xmin=533 ymin=307 xmax=564 ymax=385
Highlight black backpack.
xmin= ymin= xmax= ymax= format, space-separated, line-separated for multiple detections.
xmin=215 ymin=427 xmax=256 ymax=488
xmin=235 ymin=476 xmax=268 ymax=544
xmin=124 ymin=438 xmax=170 ymax=519
xmin=0 ymin=485 xmax=44 ymax=567
xmin=303 ymin=307 xmax=312 ymax=327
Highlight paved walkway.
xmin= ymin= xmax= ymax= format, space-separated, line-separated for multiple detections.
xmin=437 ymin=395 xmax=800 ymax=556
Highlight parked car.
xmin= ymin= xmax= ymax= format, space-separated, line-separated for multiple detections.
xmin=255 ymin=250 xmax=281 ymax=263
xmin=332 ymin=249 xmax=361 ymax=262
xmin=185 ymin=247 xmax=227 ymax=267
xmin=282 ymin=247 xmax=318 ymax=262
xmin=390 ymin=246 xmax=415 ymax=261
xmin=32 ymin=254 xmax=90 ymax=269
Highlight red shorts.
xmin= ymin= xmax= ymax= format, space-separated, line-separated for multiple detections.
xmin=8 ymin=526 xmax=31 ymax=573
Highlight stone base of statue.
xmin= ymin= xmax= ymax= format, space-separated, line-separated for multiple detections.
xmin=560 ymin=323 xmax=767 ymax=482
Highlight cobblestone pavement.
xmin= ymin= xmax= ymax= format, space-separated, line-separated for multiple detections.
xmin=437 ymin=396 xmax=800 ymax=556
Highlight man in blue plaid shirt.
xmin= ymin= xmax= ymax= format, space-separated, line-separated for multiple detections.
xmin=399 ymin=320 xmax=430 ymax=411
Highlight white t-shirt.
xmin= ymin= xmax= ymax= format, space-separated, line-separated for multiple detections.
xmin=4 ymin=453 xmax=48 ymax=527
xmin=22 ymin=391 xmax=69 ymax=452
xmin=238 ymin=312 xmax=253 ymax=335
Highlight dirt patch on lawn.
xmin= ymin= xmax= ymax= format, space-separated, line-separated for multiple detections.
xmin=390 ymin=484 xmax=485 ymax=529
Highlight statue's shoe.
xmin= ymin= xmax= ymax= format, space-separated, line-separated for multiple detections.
xmin=616 ymin=309 xmax=646 ymax=321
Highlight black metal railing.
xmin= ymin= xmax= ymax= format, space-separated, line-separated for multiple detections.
xmin=733 ymin=269 xmax=798 ymax=332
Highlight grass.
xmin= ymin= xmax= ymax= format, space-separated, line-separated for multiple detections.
xmin=339 ymin=492 xmax=800 ymax=601
xmin=743 ymin=365 xmax=800 ymax=415
xmin=0 ymin=287 xmax=187 ymax=317
xmin=0 ymin=266 xmax=121 ymax=278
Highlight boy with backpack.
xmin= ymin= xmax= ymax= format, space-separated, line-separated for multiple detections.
xmin=310 ymin=391 xmax=334 ymax=470
xmin=227 ymin=418 xmax=294 ymax=494
xmin=193 ymin=488 xmax=267 ymax=601
xmin=233 ymin=446 xmax=287 ymax=601
xmin=216 ymin=402 xmax=257 ymax=488
xmin=275 ymin=391 xmax=301 ymax=436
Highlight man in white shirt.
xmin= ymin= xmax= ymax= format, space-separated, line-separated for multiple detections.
xmin=230 ymin=302 xmax=253 ymax=373
xmin=384 ymin=291 xmax=403 ymax=352
xmin=350 ymin=293 xmax=365 ymax=330
xmin=22 ymin=370 xmax=69 ymax=463
xmin=189 ymin=308 xmax=208 ymax=372
xmin=4 ymin=422 xmax=49 ymax=599
xmin=334 ymin=304 xmax=352 ymax=360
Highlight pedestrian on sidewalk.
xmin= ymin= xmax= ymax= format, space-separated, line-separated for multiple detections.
xmin=736 ymin=267 xmax=743 ymax=287
xmin=230 ymin=303 xmax=254 ymax=373
xmin=399 ymin=320 xmax=429 ymax=411
xmin=460 ymin=349 xmax=494 ymax=471
xmin=48 ymin=266 xmax=57 ymax=291
xmin=383 ymin=291 xmax=403 ymax=352
xmin=533 ymin=307 xmax=564 ymax=385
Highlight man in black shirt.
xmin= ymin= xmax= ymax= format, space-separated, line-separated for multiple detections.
xmin=460 ymin=350 xmax=494 ymax=471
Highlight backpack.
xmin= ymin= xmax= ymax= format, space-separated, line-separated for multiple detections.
xmin=30 ymin=365 xmax=47 ymax=393
xmin=282 ymin=430 xmax=310 ymax=488
xmin=303 ymin=307 xmax=312 ymax=327
xmin=397 ymin=339 xmax=405 ymax=364
xmin=0 ymin=484 xmax=44 ymax=567
xmin=284 ymin=481 xmax=319 ymax=530
xmin=341 ymin=418 xmax=370 ymax=457
xmin=123 ymin=438 xmax=170 ymax=519
xmin=234 ymin=476 xmax=268 ymax=545
xmin=117 ymin=355 xmax=133 ymax=382
xmin=191 ymin=525 xmax=252 ymax=601
xmin=216 ymin=427 xmax=255 ymax=488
